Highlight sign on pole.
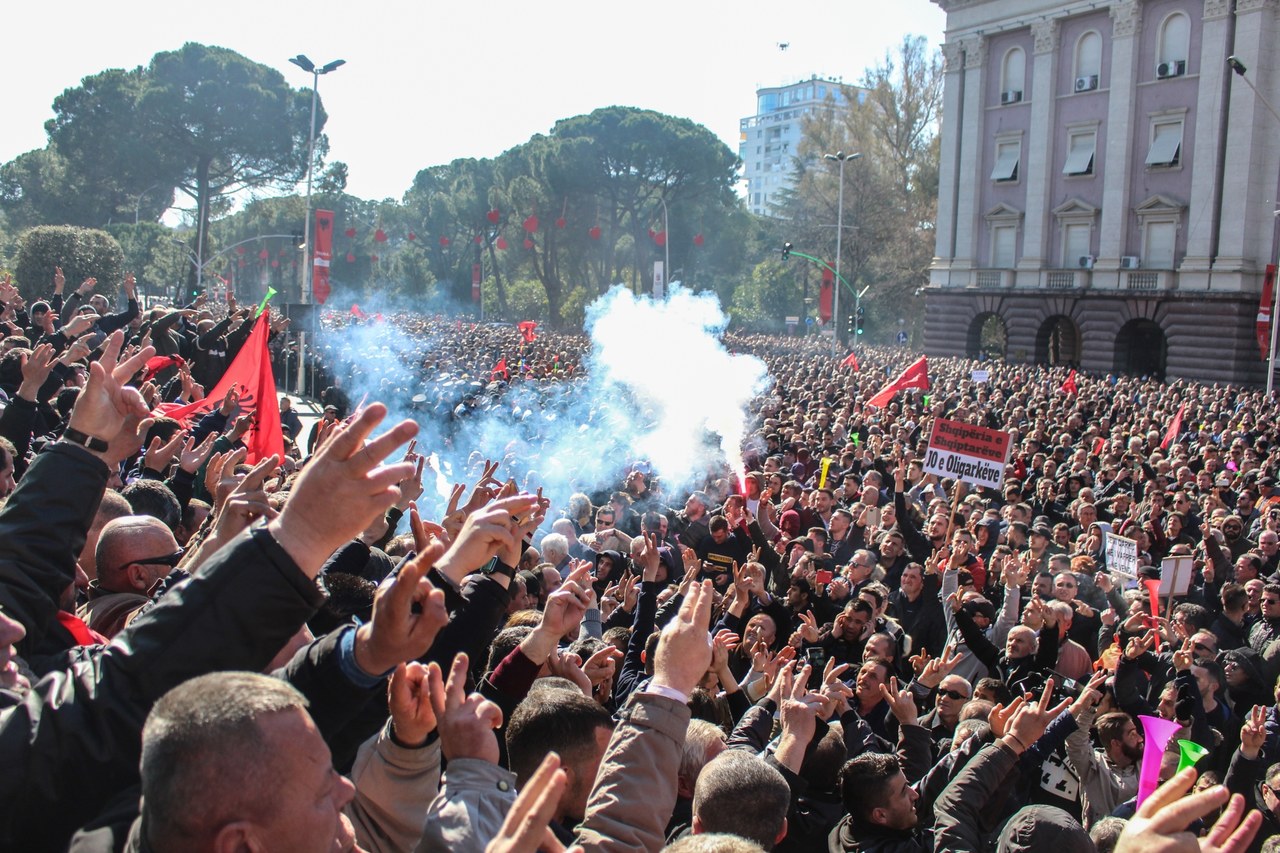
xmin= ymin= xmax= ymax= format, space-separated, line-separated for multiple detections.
xmin=1104 ymin=533 xmax=1139 ymax=580
xmin=1159 ymin=555 xmax=1194 ymax=598
xmin=922 ymin=418 xmax=1012 ymax=490
xmin=652 ymin=261 xmax=665 ymax=299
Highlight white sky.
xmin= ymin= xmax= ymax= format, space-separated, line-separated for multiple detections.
xmin=2 ymin=0 xmax=945 ymax=204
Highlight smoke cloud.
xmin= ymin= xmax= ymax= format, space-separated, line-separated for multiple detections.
xmin=314 ymin=284 xmax=771 ymax=521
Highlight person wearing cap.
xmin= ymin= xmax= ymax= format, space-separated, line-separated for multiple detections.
xmin=667 ymin=491 xmax=711 ymax=553
xmin=306 ymin=404 xmax=340 ymax=455
xmin=1021 ymin=524 xmax=1059 ymax=578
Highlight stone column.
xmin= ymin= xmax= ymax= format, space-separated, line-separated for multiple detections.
xmin=931 ymin=41 xmax=967 ymax=288
xmin=1096 ymin=0 xmax=1143 ymax=286
xmin=1018 ymin=18 xmax=1061 ymax=287
xmin=1180 ymin=0 xmax=1235 ymax=289
xmin=951 ymin=36 xmax=988 ymax=279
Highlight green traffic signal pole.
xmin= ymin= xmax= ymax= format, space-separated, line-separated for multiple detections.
xmin=785 ymin=249 xmax=860 ymax=342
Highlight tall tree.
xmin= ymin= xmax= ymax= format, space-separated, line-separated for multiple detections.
xmin=46 ymin=43 xmax=320 ymax=298
xmin=782 ymin=36 xmax=942 ymax=343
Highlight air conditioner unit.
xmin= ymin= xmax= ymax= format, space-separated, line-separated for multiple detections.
xmin=1075 ymin=75 xmax=1099 ymax=93
xmin=1000 ymin=90 xmax=1023 ymax=105
xmin=1121 ymin=256 xmax=1141 ymax=270
xmin=1156 ymin=60 xmax=1186 ymax=79
xmin=1078 ymin=255 xmax=1095 ymax=270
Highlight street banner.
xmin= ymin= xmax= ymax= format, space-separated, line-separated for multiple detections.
xmin=1105 ymin=532 xmax=1139 ymax=579
xmin=653 ymin=261 xmax=665 ymax=299
xmin=1258 ymin=264 xmax=1276 ymax=360
xmin=819 ymin=268 xmax=833 ymax=325
xmin=312 ymin=210 xmax=333 ymax=305
xmin=472 ymin=264 xmax=482 ymax=303
xmin=922 ymin=417 xmax=1011 ymax=490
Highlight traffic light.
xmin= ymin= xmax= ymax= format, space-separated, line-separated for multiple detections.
xmin=855 ymin=305 xmax=866 ymax=336
xmin=781 ymin=242 xmax=793 ymax=260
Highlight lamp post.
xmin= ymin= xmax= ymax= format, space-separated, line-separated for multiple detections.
xmin=823 ymin=151 xmax=861 ymax=355
xmin=289 ymin=54 xmax=345 ymax=397
xmin=172 ymin=234 xmax=301 ymax=300
xmin=658 ymin=195 xmax=670 ymax=296
xmin=1228 ymin=56 xmax=1280 ymax=394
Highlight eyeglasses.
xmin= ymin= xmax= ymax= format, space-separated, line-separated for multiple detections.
xmin=1193 ymin=642 xmax=1215 ymax=654
xmin=109 ymin=548 xmax=185 ymax=576
xmin=938 ymin=688 xmax=969 ymax=701
xmin=1264 ymin=598 xmax=1280 ymax=606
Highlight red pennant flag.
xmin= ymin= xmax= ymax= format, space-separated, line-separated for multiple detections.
xmin=490 ymin=357 xmax=510 ymax=381
xmin=866 ymin=356 xmax=929 ymax=409
xmin=517 ymin=321 xmax=538 ymax=343
xmin=818 ymin=268 xmax=834 ymax=325
xmin=1259 ymin=264 xmax=1276 ymax=360
xmin=1061 ymin=369 xmax=1078 ymax=396
xmin=154 ymin=314 xmax=283 ymax=464
xmin=840 ymin=351 xmax=860 ymax=371
xmin=143 ymin=355 xmax=186 ymax=382
xmin=1162 ymin=402 xmax=1187 ymax=450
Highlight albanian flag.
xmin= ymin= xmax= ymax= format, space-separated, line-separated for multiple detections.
xmin=866 ymin=357 xmax=929 ymax=409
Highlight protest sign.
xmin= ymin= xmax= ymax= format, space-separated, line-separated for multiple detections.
xmin=1159 ymin=555 xmax=1194 ymax=598
xmin=1104 ymin=533 xmax=1139 ymax=580
xmin=971 ymin=369 xmax=990 ymax=383
xmin=922 ymin=418 xmax=1011 ymax=490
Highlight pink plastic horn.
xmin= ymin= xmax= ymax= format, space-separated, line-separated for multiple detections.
xmin=1137 ymin=714 xmax=1182 ymax=806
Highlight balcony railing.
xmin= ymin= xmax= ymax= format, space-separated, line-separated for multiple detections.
xmin=974 ymin=269 xmax=1011 ymax=288
xmin=1124 ymin=271 xmax=1167 ymax=291
xmin=1044 ymin=270 xmax=1086 ymax=289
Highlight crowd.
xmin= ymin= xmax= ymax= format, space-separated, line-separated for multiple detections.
xmin=0 ymin=268 xmax=1278 ymax=852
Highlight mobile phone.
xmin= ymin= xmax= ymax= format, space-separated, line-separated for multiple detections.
xmin=816 ymin=569 xmax=834 ymax=585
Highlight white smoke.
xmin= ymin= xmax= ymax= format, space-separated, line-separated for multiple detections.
xmin=319 ymin=284 xmax=771 ymax=520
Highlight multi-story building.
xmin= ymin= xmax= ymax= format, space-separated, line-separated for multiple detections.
xmin=925 ymin=0 xmax=1280 ymax=384
xmin=740 ymin=76 xmax=859 ymax=216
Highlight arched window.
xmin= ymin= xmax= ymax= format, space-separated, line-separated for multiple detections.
xmin=1002 ymin=47 xmax=1026 ymax=101
xmin=1158 ymin=13 xmax=1190 ymax=71
xmin=1075 ymin=31 xmax=1102 ymax=81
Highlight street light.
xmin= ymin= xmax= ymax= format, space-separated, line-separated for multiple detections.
xmin=823 ymin=151 xmax=861 ymax=355
xmin=1228 ymin=56 xmax=1280 ymax=394
xmin=289 ymin=53 xmax=345 ymax=397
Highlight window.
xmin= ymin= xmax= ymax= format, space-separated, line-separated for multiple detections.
xmin=1144 ymin=222 xmax=1176 ymax=268
xmin=991 ymin=139 xmax=1020 ymax=182
xmin=1063 ymin=129 xmax=1097 ymax=176
xmin=992 ymin=225 xmax=1017 ymax=268
xmin=1063 ymin=223 xmax=1091 ymax=266
xmin=1146 ymin=119 xmax=1183 ymax=167
xmin=1002 ymin=47 xmax=1026 ymax=100
xmin=1075 ymin=31 xmax=1102 ymax=81
xmin=1158 ymin=13 xmax=1190 ymax=67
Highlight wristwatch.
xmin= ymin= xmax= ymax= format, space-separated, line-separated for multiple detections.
xmin=482 ymin=557 xmax=517 ymax=580
xmin=62 ymin=426 xmax=110 ymax=453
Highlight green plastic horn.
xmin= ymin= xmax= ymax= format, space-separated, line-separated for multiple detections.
xmin=1176 ymin=739 xmax=1210 ymax=773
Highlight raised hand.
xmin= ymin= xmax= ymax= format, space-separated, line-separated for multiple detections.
xmin=636 ymin=531 xmax=662 ymax=582
xmin=650 ymin=580 xmax=715 ymax=698
xmin=268 ymin=404 xmax=417 ymax=576
xmin=437 ymin=494 xmax=537 ymax=580
xmin=388 ymin=661 xmax=436 ymax=747
xmin=918 ymin=646 xmax=964 ymax=689
xmin=546 ymin=649 xmax=592 ymax=698
xmin=64 ymin=329 xmax=155 ymax=466
xmin=1114 ymin=768 xmax=1261 ymax=853
xmin=461 ymin=459 xmax=503 ymax=515
xmin=17 ymin=342 xmax=57 ymax=402
xmin=484 ymin=753 xmax=568 ymax=853
xmin=178 ymin=431 xmax=217 ymax=475
xmin=1241 ymin=705 xmax=1267 ymax=759
xmin=797 ymin=610 xmax=820 ymax=644
xmin=209 ymin=455 xmax=280 ymax=544
xmin=354 ymin=539 xmax=450 ymax=676
xmin=879 ymin=676 xmax=920 ymax=727
xmin=143 ymin=429 xmax=187 ymax=475
xmin=1005 ymin=679 xmax=1071 ymax=753
xmin=427 ymin=653 xmax=503 ymax=765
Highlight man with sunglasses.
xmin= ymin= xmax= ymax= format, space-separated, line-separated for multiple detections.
xmin=78 ymin=516 xmax=183 ymax=638
xmin=1249 ymin=584 xmax=1280 ymax=653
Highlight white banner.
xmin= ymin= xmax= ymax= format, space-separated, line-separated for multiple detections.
xmin=1104 ymin=533 xmax=1139 ymax=579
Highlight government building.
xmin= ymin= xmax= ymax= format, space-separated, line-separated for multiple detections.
xmin=924 ymin=0 xmax=1280 ymax=384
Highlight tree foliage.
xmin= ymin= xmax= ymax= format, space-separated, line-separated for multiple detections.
xmin=13 ymin=226 xmax=124 ymax=302
xmin=779 ymin=36 xmax=942 ymax=343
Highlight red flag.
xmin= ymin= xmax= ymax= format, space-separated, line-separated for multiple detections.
xmin=1161 ymin=402 xmax=1187 ymax=450
xmin=866 ymin=356 xmax=929 ymax=408
xmin=1061 ymin=369 xmax=1078 ymax=396
xmin=312 ymin=210 xmax=334 ymax=305
xmin=840 ymin=351 xmax=860 ymax=371
xmin=350 ymin=304 xmax=368 ymax=321
xmin=517 ymin=320 xmax=538 ymax=343
xmin=818 ymin=268 xmax=833 ymax=325
xmin=1259 ymin=264 xmax=1276 ymax=360
xmin=490 ymin=358 xmax=510 ymax=381
xmin=155 ymin=314 xmax=284 ymax=464
xmin=143 ymin=355 xmax=186 ymax=382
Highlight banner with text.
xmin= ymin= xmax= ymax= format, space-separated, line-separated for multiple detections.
xmin=922 ymin=418 xmax=1012 ymax=490
xmin=312 ymin=209 xmax=333 ymax=305
xmin=1105 ymin=532 xmax=1139 ymax=579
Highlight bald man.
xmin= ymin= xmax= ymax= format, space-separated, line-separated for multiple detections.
xmin=79 ymin=516 xmax=182 ymax=638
